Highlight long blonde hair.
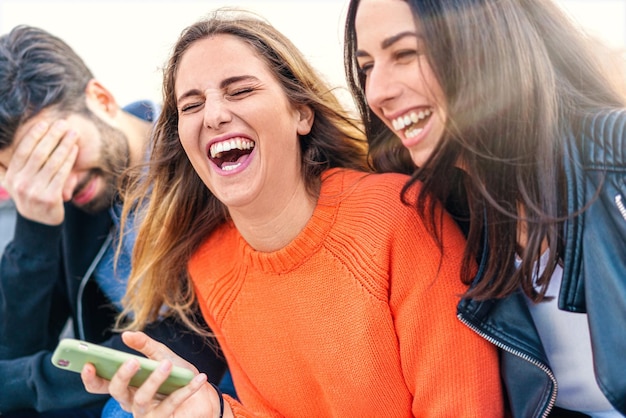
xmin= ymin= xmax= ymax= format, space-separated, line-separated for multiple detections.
xmin=118 ymin=9 xmax=367 ymax=334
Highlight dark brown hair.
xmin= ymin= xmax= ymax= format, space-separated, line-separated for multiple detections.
xmin=344 ymin=0 xmax=626 ymax=301
xmin=0 ymin=25 xmax=93 ymax=150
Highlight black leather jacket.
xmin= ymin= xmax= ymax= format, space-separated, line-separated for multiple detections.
xmin=457 ymin=109 xmax=626 ymax=417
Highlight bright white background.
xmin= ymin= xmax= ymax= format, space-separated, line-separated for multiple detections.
xmin=1 ymin=0 xmax=625 ymax=108
xmin=0 ymin=0 xmax=351 ymax=106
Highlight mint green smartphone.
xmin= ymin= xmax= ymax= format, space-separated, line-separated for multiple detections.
xmin=51 ymin=338 xmax=195 ymax=395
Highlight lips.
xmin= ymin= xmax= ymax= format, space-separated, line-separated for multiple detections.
xmin=208 ymin=137 xmax=256 ymax=172
xmin=72 ymin=177 xmax=97 ymax=205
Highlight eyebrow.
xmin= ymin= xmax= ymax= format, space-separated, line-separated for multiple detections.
xmin=177 ymin=75 xmax=259 ymax=102
xmin=356 ymin=31 xmax=419 ymax=57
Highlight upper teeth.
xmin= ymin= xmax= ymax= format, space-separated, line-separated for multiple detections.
xmin=391 ymin=109 xmax=431 ymax=131
xmin=210 ymin=137 xmax=255 ymax=158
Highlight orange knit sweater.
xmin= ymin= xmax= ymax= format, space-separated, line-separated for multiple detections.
xmin=189 ymin=168 xmax=503 ymax=417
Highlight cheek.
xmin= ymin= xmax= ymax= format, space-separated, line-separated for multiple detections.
xmin=420 ymin=65 xmax=444 ymax=103
xmin=363 ymin=82 xmax=386 ymax=122
xmin=73 ymin=143 xmax=92 ymax=169
xmin=177 ymin=123 xmax=207 ymax=176
xmin=177 ymin=119 xmax=198 ymax=152
xmin=178 ymin=134 xmax=198 ymax=163
xmin=75 ymin=126 xmax=100 ymax=154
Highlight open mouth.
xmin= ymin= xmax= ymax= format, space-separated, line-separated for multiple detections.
xmin=391 ymin=108 xmax=432 ymax=139
xmin=209 ymin=137 xmax=255 ymax=172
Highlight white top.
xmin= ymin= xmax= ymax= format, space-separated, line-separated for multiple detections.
xmin=523 ymin=252 xmax=621 ymax=417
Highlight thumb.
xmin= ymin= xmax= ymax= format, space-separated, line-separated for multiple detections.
xmin=121 ymin=331 xmax=172 ymax=360
xmin=122 ymin=331 xmax=198 ymax=372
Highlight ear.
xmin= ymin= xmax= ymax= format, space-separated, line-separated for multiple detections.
xmin=84 ymin=79 xmax=118 ymax=117
xmin=296 ymin=105 xmax=314 ymax=136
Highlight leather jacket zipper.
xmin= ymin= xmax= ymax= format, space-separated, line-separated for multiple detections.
xmin=616 ymin=194 xmax=626 ymax=222
xmin=457 ymin=313 xmax=558 ymax=418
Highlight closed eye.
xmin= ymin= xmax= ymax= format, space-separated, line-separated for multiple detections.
xmin=179 ymin=102 xmax=204 ymax=113
xmin=227 ymin=86 xmax=256 ymax=99
xmin=394 ymin=49 xmax=420 ymax=64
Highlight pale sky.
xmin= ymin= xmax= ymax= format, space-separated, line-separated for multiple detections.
xmin=1 ymin=0 xmax=624 ymax=107
xmin=0 ymin=0 xmax=351 ymax=106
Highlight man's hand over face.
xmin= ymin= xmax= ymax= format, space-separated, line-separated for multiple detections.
xmin=1 ymin=119 xmax=79 ymax=225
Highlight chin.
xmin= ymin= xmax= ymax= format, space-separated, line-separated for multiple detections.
xmin=80 ymin=192 xmax=116 ymax=214
xmin=409 ymin=150 xmax=432 ymax=168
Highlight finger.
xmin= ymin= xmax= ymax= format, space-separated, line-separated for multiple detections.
xmin=35 ymin=130 xmax=78 ymax=192
xmin=123 ymin=331 xmax=199 ymax=373
xmin=122 ymin=331 xmax=177 ymax=363
xmin=108 ymin=358 xmax=141 ymax=410
xmin=6 ymin=135 xmax=77 ymax=225
xmin=6 ymin=123 xmax=77 ymax=212
xmin=12 ymin=120 xmax=70 ymax=177
xmin=59 ymin=144 xmax=79 ymax=201
xmin=8 ymin=121 xmax=50 ymax=170
xmin=80 ymin=363 xmax=111 ymax=394
xmin=131 ymin=360 xmax=174 ymax=414
xmin=149 ymin=373 xmax=209 ymax=418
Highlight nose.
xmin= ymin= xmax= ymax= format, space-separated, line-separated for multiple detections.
xmin=203 ymin=96 xmax=232 ymax=130
xmin=365 ymin=63 xmax=402 ymax=109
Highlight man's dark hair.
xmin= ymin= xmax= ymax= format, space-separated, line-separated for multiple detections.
xmin=0 ymin=25 xmax=93 ymax=149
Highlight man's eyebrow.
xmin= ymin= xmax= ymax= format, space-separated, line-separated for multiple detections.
xmin=177 ymin=75 xmax=259 ymax=102
xmin=356 ymin=31 xmax=419 ymax=58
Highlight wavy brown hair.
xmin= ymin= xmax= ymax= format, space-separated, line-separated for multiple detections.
xmin=344 ymin=0 xmax=626 ymax=301
xmin=118 ymin=9 xmax=368 ymax=334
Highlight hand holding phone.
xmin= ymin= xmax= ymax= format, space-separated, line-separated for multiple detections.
xmin=51 ymin=338 xmax=195 ymax=395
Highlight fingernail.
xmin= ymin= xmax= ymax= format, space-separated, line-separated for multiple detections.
xmin=192 ymin=373 xmax=207 ymax=385
xmin=53 ymin=120 xmax=67 ymax=130
xmin=34 ymin=121 xmax=49 ymax=132
xmin=159 ymin=360 xmax=172 ymax=372
xmin=124 ymin=358 xmax=139 ymax=371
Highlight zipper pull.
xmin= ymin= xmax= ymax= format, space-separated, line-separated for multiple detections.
xmin=616 ymin=194 xmax=626 ymax=222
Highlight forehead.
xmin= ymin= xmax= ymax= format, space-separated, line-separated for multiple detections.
xmin=355 ymin=0 xmax=417 ymax=45
xmin=175 ymin=34 xmax=271 ymax=92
